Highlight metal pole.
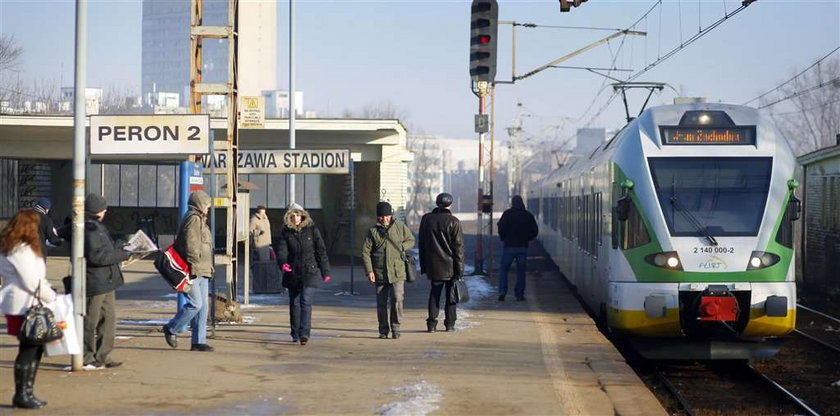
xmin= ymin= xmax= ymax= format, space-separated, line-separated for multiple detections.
xmin=209 ymin=130 xmax=217 ymax=336
xmin=70 ymin=0 xmax=87 ymax=372
xmin=349 ymin=158 xmax=355 ymax=294
xmin=288 ymin=0 xmax=296 ymax=204
xmin=488 ymin=84 xmax=495 ymax=273
xmin=475 ymin=82 xmax=487 ymax=275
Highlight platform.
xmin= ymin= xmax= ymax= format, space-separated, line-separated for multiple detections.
xmin=0 ymin=247 xmax=665 ymax=415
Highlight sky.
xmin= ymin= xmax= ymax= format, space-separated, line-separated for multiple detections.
xmin=1 ymin=0 xmax=838 ymax=145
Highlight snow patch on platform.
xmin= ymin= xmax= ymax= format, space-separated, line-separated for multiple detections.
xmin=118 ymin=319 xmax=168 ymax=326
xmin=455 ymin=275 xmax=494 ymax=330
xmin=378 ymin=380 xmax=442 ymax=416
xmin=129 ymin=300 xmax=177 ymax=309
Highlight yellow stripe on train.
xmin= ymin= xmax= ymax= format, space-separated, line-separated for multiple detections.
xmin=607 ymin=307 xmax=682 ymax=337
xmin=741 ymin=308 xmax=796 ymax=337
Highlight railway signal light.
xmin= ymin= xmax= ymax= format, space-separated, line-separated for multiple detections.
xmin=469 ymin=0 xmax=498 ymax=83
xmin=559 ymin=0 xmax=588 ymax=12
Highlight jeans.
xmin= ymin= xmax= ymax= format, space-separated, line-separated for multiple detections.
xmin=428 ymin=280 xmax=456 ymax=328
xmin=288 ymin=286 xmax=312 ymax=339
xmin=376 ymin=281 xmax=404 ymax=335
xmin=84 ymin=291 xmax=116 ymax=364
xmin=499 ymin=246 xmax=528 ymax=299
xmin=167 ymin=277 xmax=209 ymax=345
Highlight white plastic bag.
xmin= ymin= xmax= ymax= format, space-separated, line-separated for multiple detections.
xmin=45 ymin=294 xmax=80 ymax=357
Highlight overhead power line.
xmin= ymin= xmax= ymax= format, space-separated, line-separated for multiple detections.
xmin=757 ymin=76 xmax=840 ymax=109
xmin=743 ymin=46 xmax=840 ymax=105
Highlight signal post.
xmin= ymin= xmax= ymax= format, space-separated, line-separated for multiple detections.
xmin=470 ymin=0 xmax=498 ymax=274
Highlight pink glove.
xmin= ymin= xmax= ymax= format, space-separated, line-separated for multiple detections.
xmin=282 ymin=263 xmax=292 ymax=273
xmin=322 ymin=275 xmax=331 ymax=283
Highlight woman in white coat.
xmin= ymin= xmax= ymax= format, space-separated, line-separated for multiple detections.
xmin=0 ymin=210 xmax=56 ymax=409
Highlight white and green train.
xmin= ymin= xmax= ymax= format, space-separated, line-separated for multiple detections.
xmin=532 ymin=103 xmax=799 ymax=359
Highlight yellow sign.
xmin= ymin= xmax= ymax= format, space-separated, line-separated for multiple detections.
xmin=213 ymin=197 xmax=229 ymax=207
xmin=239 ymin=96 xmax=265 ymax=129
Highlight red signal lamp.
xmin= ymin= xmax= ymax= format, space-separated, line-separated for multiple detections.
xmin=478 ymin=35 xmax=491 ymax=44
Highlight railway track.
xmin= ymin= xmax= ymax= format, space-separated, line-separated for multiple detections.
xmin=795 ymin=304 xmax=840 ymax=353
xmin=652 ymin=360 xmax=819 ymax=416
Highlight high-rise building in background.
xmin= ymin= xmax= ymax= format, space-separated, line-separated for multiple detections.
xmin=141 ymin=0 xmax=277 ymax=110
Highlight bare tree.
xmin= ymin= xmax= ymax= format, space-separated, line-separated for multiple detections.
xmin=0 ymin=35 xmax=23 ymax=73
xmin=101 ymin=83 xmax=140 ymax=114
xmin=765 ymin=59 xmax=840 ymax=155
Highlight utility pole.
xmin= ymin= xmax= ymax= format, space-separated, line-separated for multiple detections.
xmin=288 ymin=0 xmax=296 ymax=204
xmin=70 ymin=0 xmax=87 ymax=372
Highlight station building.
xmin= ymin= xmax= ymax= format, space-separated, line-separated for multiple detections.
xmin=0 ymin=115 xmax=411 ymax=257
xmin=797 ymin=136 xmax=840 ymax=295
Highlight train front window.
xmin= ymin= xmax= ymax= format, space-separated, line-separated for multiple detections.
xmin=648 ymin=157 xmax=772 ymax=237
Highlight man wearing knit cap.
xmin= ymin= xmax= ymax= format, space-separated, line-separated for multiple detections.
xmin=82 ymin=193 xmax=131 ymax=369
xmin=32 ymin=197 xmax=62 ymax=260
xmin=362 ymin=201 xmax=415 ymax=339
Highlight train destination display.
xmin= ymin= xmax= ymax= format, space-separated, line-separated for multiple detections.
xmin=660 ymin=126 xmax=755 ymax=145
xmin=199 ymin=149 xmax=350 ymax=174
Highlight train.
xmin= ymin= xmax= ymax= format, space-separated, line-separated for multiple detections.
xmin=530 ymin=102 xmax=799 ymax=359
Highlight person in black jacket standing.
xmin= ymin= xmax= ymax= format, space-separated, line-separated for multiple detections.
xmin=32 ymin=198 xmax=62 ymax=260
xmin=497 ymin=195 xmax=539 ymax=301
xmin=418 ymin=193 xmax=464 ymax=332
xmin=82 ymin=193 xmax=130 ymax=369
xmin=276 ymin=203 xmax=331 ymax=345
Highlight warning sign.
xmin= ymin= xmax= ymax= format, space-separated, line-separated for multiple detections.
xmin=239 ymin=96 xmax=265 ymax=129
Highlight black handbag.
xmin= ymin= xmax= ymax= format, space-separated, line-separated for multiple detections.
xmin=18 ymin=284 xmax=63 ymax=345
xmin=382 ymin=229 xmax=417 ymax=283
xmin=451 ymin=278 xmax=470 ymax=304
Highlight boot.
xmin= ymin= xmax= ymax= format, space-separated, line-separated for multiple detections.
xmin=30 ymin=352 xmax=47 ymax=406
xmin=12 ymin=362 xmax=44 ymax=409
xmin=426 ymin=320 xmax=437 ymax=333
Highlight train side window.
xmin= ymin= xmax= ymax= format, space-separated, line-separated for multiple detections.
xmin=620 ymin=197 xmax=651 ymax=250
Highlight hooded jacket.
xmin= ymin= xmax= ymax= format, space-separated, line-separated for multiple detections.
xmin=362 ymin=219 xmax=415 ymax=284
xmin=418 ymin=207 xmax=464 ymax=281
xmin=174 ymin=191 xmax=214 ymax=277
xmin=84 ymin=213 xmax=131 ymax=297
xmin=0 ymin=244 xmax=56 ymax=315
xmin=497 ymin=196 xmax=539 ymax=248
xmin=276 ymin=208 xmax=331 ymax=289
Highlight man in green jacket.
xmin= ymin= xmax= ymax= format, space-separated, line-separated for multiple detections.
xmin=362 ymin=202 xmax=415 ymax=339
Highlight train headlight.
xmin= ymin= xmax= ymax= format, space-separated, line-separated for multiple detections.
xmin=644 ymin=251 xmax=683 ymax=271
xmin=746 ymin=251 xmax=780 ymax=270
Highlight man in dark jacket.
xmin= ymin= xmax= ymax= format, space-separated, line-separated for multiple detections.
xmin=32 ymin=197 xmax=62 ymax=260
xmin=362 ymin=201 xmax=415 ymax=339
xmin=83 ymin=193 xmax=131 ymax=369
xmin=418 ymin=193 xmax=464 ymax=332
xmin=497 ymin=195 xmax=539 ymax=301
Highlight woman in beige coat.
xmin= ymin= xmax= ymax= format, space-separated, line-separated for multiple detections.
xmin=0 ymin=210 xmax=57 ymax=409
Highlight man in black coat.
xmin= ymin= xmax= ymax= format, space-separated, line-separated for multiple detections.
xmin=32 ymin=197 xmax=62 ymax=260
xmin=497 ymin=195 xmax=539 ymax=301
xmin=82 ymin=193 xmax=130 ymax=369
xmin=418 ymin=193 xmax=464 ymax=332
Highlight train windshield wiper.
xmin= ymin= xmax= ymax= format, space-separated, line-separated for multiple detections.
xmin=670 ymin=187 xmax=718 ymax=246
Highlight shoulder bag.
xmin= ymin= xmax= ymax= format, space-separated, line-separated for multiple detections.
xmin=382 ymin=227 xmax=417 ymax=283
xmin=18 ymin=283 xmax=63 ymax=345
xmin=451 ymin=278 xmax=470 ymax=304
